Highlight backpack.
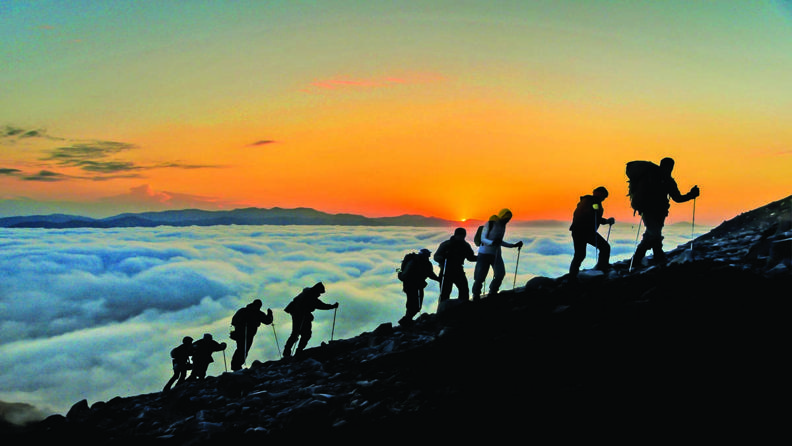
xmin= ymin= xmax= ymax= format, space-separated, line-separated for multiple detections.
xmin=397 ymin=252 xmax=418 ymax=281
xmin=473 ymin=225 xmax=484 ymax=247
xmin=626 ymin=160 xmax=659 ymax=215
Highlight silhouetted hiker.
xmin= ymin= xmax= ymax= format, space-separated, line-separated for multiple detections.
xmin=283 ymin=282 xmax=339 ymax=357
xmin=434 ymin=228 xmax=477 ymax=302
xmin=230 ymin=299 xmax=274 ymax=371
xmin=163 ymin=336 xmax=193 ymax=391
xmin=627 ymin=157 xmax=700 ymax=267
xmin=397 ymin=248 xmax=440 ymax=326
xmin=569 ymin=186 xmax=616 ymax=277
xmin=472 ymin=209 xmax=523 ymax=299
xmin=189 ymin=333 xmax=227 ymax=380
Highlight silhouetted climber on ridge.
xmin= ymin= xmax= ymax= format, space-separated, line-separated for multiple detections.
xmin=229 ymin=299 xmax=273 ymax=371
xmin=397 ymin=248 xmax=440 ymax=326
xmin=569 ymin=186 xmax=615 ymax=277
xmin=434 ymin=228 xmax=477 ymax=302
xmin=188 ymin=333 xmax=226 ymax=380
xmin=472 ymin=209 xmax=523 ymax=299
xmin=163 ymin=336 xmax=193 ymax=392
xmin=626 ymin=157 xmax=700 ymax=267
xmin=283 ymin=282 xmax=338 ymax=357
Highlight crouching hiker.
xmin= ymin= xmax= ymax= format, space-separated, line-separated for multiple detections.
xmin=163 ymin=336 xmax=193 ymax=392
xmin=189 ymin=333 xmax=227 ymax=380
xmin=283 ymin=282 xmax=339 ymax=358
xmin=230 ymin=299 xmax=274 ymax=371
xmin=397 ymin=248 xmax=440 ymax=326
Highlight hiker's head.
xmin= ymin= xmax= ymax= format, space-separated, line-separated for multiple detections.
xmin=419 ymin=248 xmax=431 ymax=257
xmin=250 ymin=299 xmax=263 ymax=309
xmin=497 ymin=208 xmax=513 ymax=223
xmin=453 ymin=227 xmax=466 ymax=239
xmin=660 ymin=157 xmax=675 ymax=174
xmin=311 ymin=282 xmax=326 ymax=294
xmin=593 ymin=186 xmax=609 ymax=200
xmin=203 ymin=333 xmax=213 ymax=341
xmin=182 ymin=336 xmax=193 ymax=345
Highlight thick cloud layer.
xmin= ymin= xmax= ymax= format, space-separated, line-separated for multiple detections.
xmin=0 ymin=222 xmax=703 ymax=416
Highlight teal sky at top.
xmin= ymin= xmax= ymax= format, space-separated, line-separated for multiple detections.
xmin=3 ymin=0 xmax=792 ymax=133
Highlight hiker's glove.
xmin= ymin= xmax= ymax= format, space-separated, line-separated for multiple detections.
xmin=607 ymin=218 xmax=615 ymax=225
xmin=516 ymin=241 xmax=524 ymax=249
xmin=690 ymin=186 xmax=700 ymax=198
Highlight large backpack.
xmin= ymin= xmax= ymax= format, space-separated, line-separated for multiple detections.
xmin=473 ymin=225 xmax=484 ymax=247
xmin=626 ymin=160 xmax=659 ymax=215
xmin=397 ymin=252 xmax=418 ymax=281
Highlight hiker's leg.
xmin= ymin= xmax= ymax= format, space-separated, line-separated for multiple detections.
xmin=472 ymin=254 xmax=493 ymax=298
xmin=454 ymin=271 xmax=470 ymax=301
xmin=570 ymin=232 xmax=587 ymax=275
xmin=489 ymin=253 xmax=506 ymax=294
xmin=594 ymin=232 xmax=611 ymax=270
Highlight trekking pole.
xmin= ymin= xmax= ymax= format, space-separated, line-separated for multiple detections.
xmin=606 ymin=223 xmax=612 ymax=242
xmin=691 ymin=197 xmax=697 ymax=252
xmin=271 ymin=324 xmax=281 ymax=357
xmin=243 ymin=325 xmax=248 ymax=367
xmin=222 ymin=349 xmax=228 ymax=373
xmin=439 ymin=258 xmax=447 ymax=298
xmin=512 ymin=246 xmax=521 ymax=290
xmin=629 ymin=217 xmax=643 ymax=272
xmin=331 ymin=307 xmax=337 ymax=342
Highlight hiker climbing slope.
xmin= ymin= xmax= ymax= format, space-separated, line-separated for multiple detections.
xmin=397 ymin=248 xmax=440 ymax=326
xmin=627 ymin=157 xmax=700 ymax=267
xmin=189 ymin=333 xmax=227 ymax=380
xmin=163 ymin=336 xmax=193 ymax=392
xmin=283 ymin=282 xmax=338 ymax=357
xmin=229 ymin=299 xmax=273 ymax=371
xmin=472 ymin=209 xmax=523 ymax=299
xmin=569 ymin=186 xmax=615 ymax=277
xmin=434 ymin=228 xmax=477 ymax=302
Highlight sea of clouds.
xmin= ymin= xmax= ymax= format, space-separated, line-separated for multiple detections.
xmin=0 ymin=221 xmax=705 ymax=417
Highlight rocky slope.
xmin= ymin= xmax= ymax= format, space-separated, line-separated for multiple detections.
xmin=5 ymin=196 xmax=790 ymax=445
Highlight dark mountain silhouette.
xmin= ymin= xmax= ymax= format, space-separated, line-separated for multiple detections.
xmin=3 ymin=195 xmax=790 ymax=444
xmin=0 ymin=207 xmax=455 ymax=229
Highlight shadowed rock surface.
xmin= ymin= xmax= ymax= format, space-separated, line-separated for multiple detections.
xmin=5 ymin=195 xmax=790 ymax=444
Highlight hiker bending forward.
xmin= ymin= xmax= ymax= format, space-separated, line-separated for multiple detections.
xmin=230 ymin=299 xmax=273 ymax=371
xmin=283 ymin=282 xmax=338 ymax=357
xmin=399 ymin=248 xmax=440 ymax=326
xmin=189 ymin=333 xmax=226 ymax=380
xmin=472 ymin=209 xmax=523 ymax=299
xmin=434 ymin=228 xmax=477 ymax=302
xmin=569 ymin=186 xmax=615 ymax=277
xmin=163 ymin=336 xmax=193 ymax=391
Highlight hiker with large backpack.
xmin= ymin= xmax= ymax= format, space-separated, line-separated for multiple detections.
xmin=472 ymin=209 xmax=524 ymax=300
xmin=569 ymin=186 xmax=616 ymax=277
xmin=282 ymin=282 xmax=338 ymax=357
xmin=626 ymin=157 xmax=700 ymax=267
xmin=229 ymin=299 xmax=274 ymax=371
xmin=397 ymin=248 xmax=440 ymax=326
xmin=434 ymin=228 xmax=477 ymax=302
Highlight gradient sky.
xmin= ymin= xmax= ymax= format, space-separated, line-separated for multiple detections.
xmin=2 ymin=0 xmax=791 ymax=224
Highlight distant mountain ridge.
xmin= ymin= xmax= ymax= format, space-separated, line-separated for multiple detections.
xmin=0 ymin=207 xmax=456 ymax=229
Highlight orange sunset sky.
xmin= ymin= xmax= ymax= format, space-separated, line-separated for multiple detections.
xmin=2 ymin=1 xmax=791 ymax=225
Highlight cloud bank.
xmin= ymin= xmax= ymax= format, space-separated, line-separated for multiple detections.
xmin=0 ymin=223 xmax=702 ymax=418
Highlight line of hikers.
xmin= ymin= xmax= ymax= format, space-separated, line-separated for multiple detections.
xmin=395 ymin=156 xmax=699 ymax=325
xmin=164 ymin=283 xmax=338 ymax=391
xmin=164 ymin=156 xmax=699 ymax=386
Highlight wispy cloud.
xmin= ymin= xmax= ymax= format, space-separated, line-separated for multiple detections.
xmin=304 ymin=73 xmax=446 ymax=93
xmin=247 ymin=140 xmax=276 ymax=147
xmin=1 ymin=125 xmax=225 ymax=182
